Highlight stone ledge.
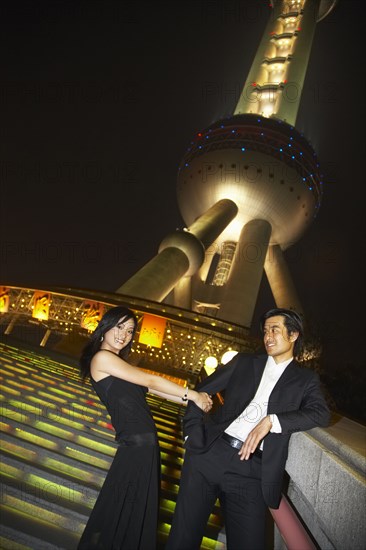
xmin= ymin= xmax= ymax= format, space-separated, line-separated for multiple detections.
xmin=281 ymin=419 xmax=366 ymax=550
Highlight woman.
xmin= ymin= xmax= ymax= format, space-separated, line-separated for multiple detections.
xmin=77 ymin=306 xmax=212 ymax=550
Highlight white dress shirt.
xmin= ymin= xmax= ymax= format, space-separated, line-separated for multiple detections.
xmin=225 ymin=355 xmax=293 ymax=449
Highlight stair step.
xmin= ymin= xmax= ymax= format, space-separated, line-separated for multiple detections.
xmin=156 ymin=522 xmax=226 ymax=550
xmin=0 ymin=456 xmax=99 ymax=515
xmin=0 ymin=506 xmax=80 ymax=550
xmin=0 ymin=343 xmax=226 ymax=549
xmin=0 ymin=432 xmax=109 ymax=485
xmin=0 ymin=419 xmax=117 ymax=472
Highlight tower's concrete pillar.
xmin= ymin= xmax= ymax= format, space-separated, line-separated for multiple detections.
xmin=219 ymin=219 xmax=272 ymax=327
xmin=264 ymin=244 xmax=304 ymax=314
xmin=116 ymin=199 xmax=238 ymax=302
xmin=173 ymin=277 xmax=192 ymax=309
xmin=188 ymin=199 xmax=238 ymax=244
xmin=116 ymin=233 xmax=203 ymax=302
xmin=190 ymin=198 xmax=238 ymax=287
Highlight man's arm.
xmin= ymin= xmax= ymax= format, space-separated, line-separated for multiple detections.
xmin=183 ymin=353 xmax=243 ymax=438
xmin=275 ymin=372 xmax=331 ymax=434
xmin=238 ymin=371 xmax=330 ymax=460
xmin=195 ymin=353 xmax=244 ymax=394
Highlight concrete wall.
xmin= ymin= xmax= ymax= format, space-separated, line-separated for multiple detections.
xmin=275 ymin=416 xmax=366 ymax=550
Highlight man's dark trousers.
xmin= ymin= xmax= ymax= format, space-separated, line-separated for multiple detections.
xmin=166 ymin=436 xmax=267 ymax=550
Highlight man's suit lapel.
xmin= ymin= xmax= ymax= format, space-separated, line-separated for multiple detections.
xmin=268 ymin=359 xmax=298 ymax=409
xmin=271 ymin=359 xmax=298 ymax=390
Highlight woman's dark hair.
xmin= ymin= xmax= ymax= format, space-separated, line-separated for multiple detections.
xmin=79 ymin=306 xmax=138 ymax=381
xmin=260 ymin=308 xmax=304 ymax=356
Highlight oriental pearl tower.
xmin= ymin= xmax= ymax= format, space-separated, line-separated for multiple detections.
xmin=117 ymin=0 xmax=338 ymax=328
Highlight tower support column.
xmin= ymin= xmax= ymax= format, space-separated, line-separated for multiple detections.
xmin=116 ymin=199 xmax=238 ymax=302
xmin=116 ymin=247 xmax=190 ymax=302
xmin=219 ymin=219 xmax=272 ymax=327
xmin=173 ymin=277 xmax=192 ymax=309
xmin=264 ymin=244 xmax=304 ymax=314
xmin=188 ymin=199 xmax=238 ymax=245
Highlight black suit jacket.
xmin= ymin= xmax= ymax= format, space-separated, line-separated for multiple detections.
xmin=183 ymin=353 xmax=330 ymax=508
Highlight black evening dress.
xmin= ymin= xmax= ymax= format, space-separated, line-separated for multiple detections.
xmin=77 ymin=362 xmax=160 ymax=550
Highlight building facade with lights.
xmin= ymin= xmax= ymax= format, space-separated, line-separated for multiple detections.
xmin=0 ymin=286 xmax=261 ymax=379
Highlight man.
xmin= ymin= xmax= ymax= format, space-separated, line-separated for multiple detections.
xmin=166 ymin=308 xmax=330 ymax=550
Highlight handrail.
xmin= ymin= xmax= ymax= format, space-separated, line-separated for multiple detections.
xmin=270 ymin=495 xmax=317 ymax=550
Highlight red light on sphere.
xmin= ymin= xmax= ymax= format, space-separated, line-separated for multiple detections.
xmin=197 ymin=133 xmax=202 ymax=137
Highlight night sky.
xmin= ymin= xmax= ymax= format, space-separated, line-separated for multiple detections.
xmin=1 ymin=1 xmax=365 ymax=418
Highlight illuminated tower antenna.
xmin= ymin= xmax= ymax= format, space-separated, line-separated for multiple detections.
xmin=117 ymin=0 xmax=338 ymax=328
xmin=235 ymin=0 xmax=336 ymax=125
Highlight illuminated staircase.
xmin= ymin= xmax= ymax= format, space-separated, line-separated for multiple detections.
xmin=0 ymin=342 xmax=225 ymax=549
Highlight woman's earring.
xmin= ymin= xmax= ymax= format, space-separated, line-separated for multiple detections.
xmin=100 ymin=336 xmax=104 ymax=342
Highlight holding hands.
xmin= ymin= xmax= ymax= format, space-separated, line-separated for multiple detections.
xmin=194 ymin=391 xmax=213 ymax=412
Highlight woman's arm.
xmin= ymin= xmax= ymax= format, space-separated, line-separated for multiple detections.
xmin=91 ymin=351 xmax=212 ymax=411
xmin=148 ymin=388 xmax=190 ymax=405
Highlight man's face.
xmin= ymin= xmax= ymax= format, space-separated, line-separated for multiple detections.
xmin=263 ymin=315 xmax=298 ymax=364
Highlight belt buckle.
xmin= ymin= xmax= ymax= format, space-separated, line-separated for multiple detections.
xmin=231 ymin=438 xmax=242 ymax=450
xmin=222 ymin=433 xmax=243 ymax=450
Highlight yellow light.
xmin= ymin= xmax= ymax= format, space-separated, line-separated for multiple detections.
xmin=1 ymin=406 xmax=29 ymax=423
xmin=80 ymin=301 xmax=104 ymax=331
xmin=1 ymin=440 xmax=36 ymax=461
xmin=15 ymin=428 xmax=59 ymax=450
xmin=221 ymin=350 xmax=238 ymax=364
xmin=65 ymin=446 xmax=111 ymax=469
xmin=2 ymin=494 xmax=86 ymax=530
xmin=32 ymin=291 xmax=51 ymax=320
xmin=204 ymin=356 xmax=218 ymax=369
xmin=139 ymin=314 xmax=167 ymax=348
xmin=76 ymin=435 xmax=116 ymax=456
xmin=0 ymin=286 xmax=10 ymax=312
xmin=43 ymin=457 xmax=105 ymax=485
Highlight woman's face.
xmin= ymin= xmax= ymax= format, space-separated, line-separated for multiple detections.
xmin=101 ymin=316 xmax=135 ymax=353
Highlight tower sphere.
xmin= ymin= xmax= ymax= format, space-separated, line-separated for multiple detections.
xmin=177 ymin=114 xmax=322 ymax=250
